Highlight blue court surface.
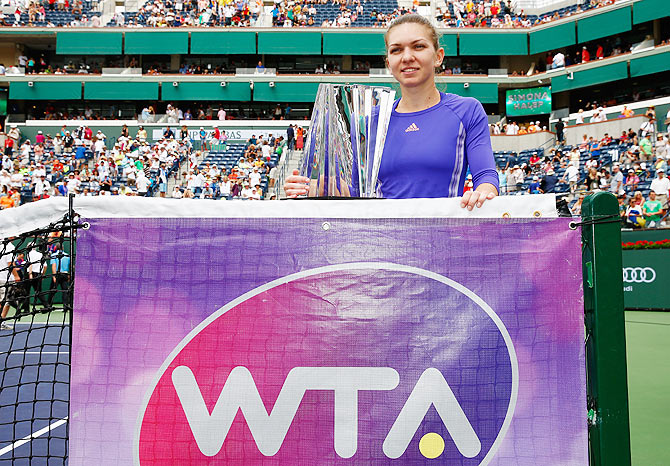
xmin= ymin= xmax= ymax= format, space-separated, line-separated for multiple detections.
xmin=0 ymin=322 xmax=69 ymax=465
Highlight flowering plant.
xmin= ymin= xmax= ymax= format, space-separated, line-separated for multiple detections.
xmin=621 ymin=239 xmax=670 ymax=250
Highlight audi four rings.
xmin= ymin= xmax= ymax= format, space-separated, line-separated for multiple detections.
xmin=622 ymin=267 xmax=656 ymax=283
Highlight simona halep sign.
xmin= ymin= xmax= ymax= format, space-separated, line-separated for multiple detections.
xmin=505 ymin=86 xmax=552 ymax=117
xmin=64 ymin=197 xmax=587 ymax=465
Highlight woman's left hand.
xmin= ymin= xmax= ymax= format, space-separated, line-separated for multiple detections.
xmin=460 ymin=183 xmax=498 ymax=210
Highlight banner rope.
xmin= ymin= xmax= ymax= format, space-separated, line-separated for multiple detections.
xmin=569 ymin=214 xmax=621 ymax=230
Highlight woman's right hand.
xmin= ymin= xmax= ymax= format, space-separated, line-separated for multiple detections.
xmin=284 ymin=169 xmax=311 ymax=198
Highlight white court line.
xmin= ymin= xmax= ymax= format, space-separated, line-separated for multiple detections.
xmin=0 ymin=417 xmax=68 ymax=457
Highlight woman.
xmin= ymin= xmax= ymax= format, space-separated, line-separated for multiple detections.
xmin=0 ymin=185 xmax=14 ymax=210
xmin=285 ymin=15 xmax=498 ymax=210
xmin=296 ymin=126 xmax=304 ymax=150
xmin=581 ymin=166 xmax=595 ymax=192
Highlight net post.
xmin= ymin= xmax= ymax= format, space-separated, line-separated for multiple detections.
xmin=67 ymin=193 xmax=76 ymax=458
xmin=581 ymin=191 xmax=631 ymax=466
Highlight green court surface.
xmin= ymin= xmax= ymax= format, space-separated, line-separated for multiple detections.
xmin=626 ymin=311 xmax=670 ymax=466
xmin=5 ymin=306 xmax=68 ymax=325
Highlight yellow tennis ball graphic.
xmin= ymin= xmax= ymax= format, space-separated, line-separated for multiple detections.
xmin=419 ymin=432 xmax=445 ymax=459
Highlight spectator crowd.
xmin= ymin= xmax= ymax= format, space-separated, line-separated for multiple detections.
xmin=0 ymin=0 xmax=625 ymax=29
xmin=1 ymin=122 xmax=187 ymax=207
xmin=172 ymin=130 xmax=289 ymax=200
xmin=489 ymin=104 xmax=670 ymax=228
xmin=0 ymin=119 xmax=299 ymax=208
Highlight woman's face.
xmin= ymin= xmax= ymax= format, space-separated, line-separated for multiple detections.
xmin=386 ymin=23 xmax=443 ymax=89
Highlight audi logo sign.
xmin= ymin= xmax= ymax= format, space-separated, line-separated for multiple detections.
xmin=622 ymin=267 xmax=656 ymax=283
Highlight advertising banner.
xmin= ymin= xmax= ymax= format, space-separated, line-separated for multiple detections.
xmin=622 ymin=249 xmax=670 ymax=310
xmin=621 ymin=229 xmax=670 ymax=310
xmin=505 ymin=87 xmax=552 ymax=117
xmin=69 ymin=199 xmax=587 ymax=465
xmin=150 ymin=128 xmax=302 ymax=142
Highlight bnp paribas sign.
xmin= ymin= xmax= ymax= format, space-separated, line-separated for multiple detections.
xmin=505 ymin=87 xmax=552 ymax=117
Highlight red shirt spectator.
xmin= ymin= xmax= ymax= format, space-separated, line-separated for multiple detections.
xmin=595 ymin=45 xmax=604 ymax=59
xmin=4 ymin=138 xmax=14 ymax=154
xmin=582 ymin=47 xmax=590 ymax=62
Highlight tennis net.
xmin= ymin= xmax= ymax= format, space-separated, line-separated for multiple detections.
xmin=0 ymin=213 xmax=76 ymax=465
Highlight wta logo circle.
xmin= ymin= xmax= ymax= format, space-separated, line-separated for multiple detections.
xmin=136 ymin=263 xmax=517 ymax=465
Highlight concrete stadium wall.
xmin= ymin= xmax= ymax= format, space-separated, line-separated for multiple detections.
xmin=564 ymin=115 xmax=647 ymax=146
xmin=491 ymin=131 xmax=554 ymax=153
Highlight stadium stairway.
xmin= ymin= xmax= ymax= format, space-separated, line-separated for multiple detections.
xmin=275 ymin=149 xmax=302 ymax=198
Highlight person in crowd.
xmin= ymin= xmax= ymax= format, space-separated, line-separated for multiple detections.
xmin=560 ymin=162 xmax=579 ymax=193
xmin=625 ymin=169 xmax=640 ymax=192
xmin=609 ymin=164 xmax=624 ymax=195
xmin=555 ymin=119 xmax=565 ymax=144
xmin=528 ymin=175 xmax=540 ymax=194
xmin=284 ymin=14 xmax=498 ymax=208
xmin=0 ymin=243 xmax=21 ymax=330
xmin=645 ymin=106 xmax=656 ymax=124
xmin=571 ymin=193 xmax=585 ymax=216
xmin=47 ymin=242 xmax=70 ymax=307
xmin=540 ymin=169 xmax=557 ymax=193
xmin=639 ymin=113 xmax=654 ymax=136
xmin=642 ymin=191 xmax=663 ymax=228
xmin=650 ymin=169 xmax=670 ymax=209
xmin=655 ymin=134 xmax=669 ymax=160
xmin=199 ymin=127 xmax=208 ymax=151
xmin=137 ymin=126 xmax=148 ymax=140
xmin=0 ymin=185 xmax=15 ymax=209
xmin=180 ymin=125 xmax=189 ymax=141
xmin=296 ymin=126 xmax=304 ymax=150
xmin=286 ymin=124 xmax=295 ymax=151
xmin=23 ymin=242 xmax=50 ymax=311
xmin=625 ymin=197 xmax=645 ymax=228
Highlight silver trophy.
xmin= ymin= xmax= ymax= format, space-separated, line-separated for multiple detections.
xmin=300 ymin=84 xmax=396 ymax=197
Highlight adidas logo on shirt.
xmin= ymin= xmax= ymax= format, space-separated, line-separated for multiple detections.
xmin=405 ymin=123 xmax=420 ymax=133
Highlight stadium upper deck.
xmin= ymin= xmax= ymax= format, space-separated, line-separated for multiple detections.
xmin=0 ymin=0 xmax=668 ymax=126
xmin=0 ymin=0 xmax=614 ymax=29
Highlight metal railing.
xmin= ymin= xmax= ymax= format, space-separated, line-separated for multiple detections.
xmin=275 ymin=147 xmax=298 ymax=199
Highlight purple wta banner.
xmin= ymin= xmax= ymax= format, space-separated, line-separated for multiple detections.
xmin=70 ymin=200 xmax=586 ymax=465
